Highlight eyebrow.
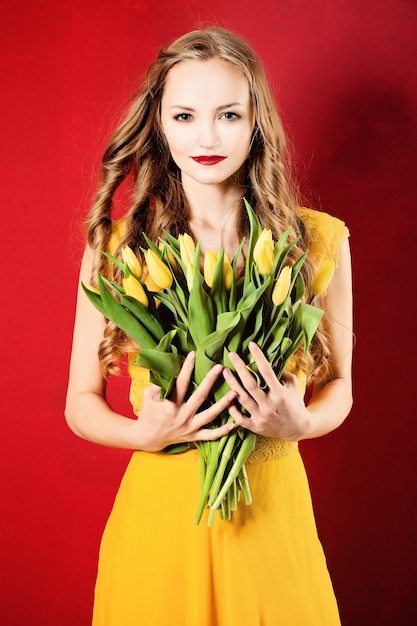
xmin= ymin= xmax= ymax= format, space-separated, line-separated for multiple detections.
xmin=169 ymin=102 xmax=245 ymax=111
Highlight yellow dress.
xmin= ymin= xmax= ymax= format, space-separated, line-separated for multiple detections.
xmin=92 ymin=209 xmax=349 ymax=626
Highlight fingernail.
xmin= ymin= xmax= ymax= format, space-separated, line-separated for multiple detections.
xmin=223 ymin=368 xmax=231 ymax=379
xmin=228 ymin=352 xmax=237 ymax=362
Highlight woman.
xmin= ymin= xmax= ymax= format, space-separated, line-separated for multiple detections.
xmin=65 ymin=27 xmax=352 ymax=626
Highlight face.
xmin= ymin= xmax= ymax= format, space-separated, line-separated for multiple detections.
xmin=160 ymin=58 xmax=255 ymax=191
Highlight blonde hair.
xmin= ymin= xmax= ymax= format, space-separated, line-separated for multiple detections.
xmin=86 ymin=27 xmax=331 ymax=381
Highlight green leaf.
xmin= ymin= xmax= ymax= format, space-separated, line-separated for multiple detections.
xmin=121 ymin=295 xmax=165 ymax=342
xmin=188 ymin=245 xmax=215 ymax=343
xmin=211 ymin=248 xmax=227 ymax=314
xmin=101 ymin=251 xmax=125 ymax=273
xmin=153 ymin=291 xmax=182 ymax=322
xmin=243 ymin=199 xmax=262 ymax=290
xmin=96 ymin=274 xmax=156 ymax=349
xmin=81 ymin=283 xmax=107 ymax=317
xmin=265 ymin=317 xmax=289 ymax=357
xmin=161 ymin=231 xmax=181 ymax=254
xmin=296 ymin=302 xmax=324 ymax=355
xmin=229 ymin=238 xmax=245 ymax=310
xmin=101 ymin=275 xmax=124 ymax=296
xmin=135 ymin=348 xmax=184 ymax=380
xmin=199 ymin=311 xmax=241 ymax=361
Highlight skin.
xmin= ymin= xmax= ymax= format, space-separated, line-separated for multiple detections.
xmin=65 ymin=57 xmax=353 ymax=450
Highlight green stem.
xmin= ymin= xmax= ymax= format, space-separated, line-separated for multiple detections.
xmin=167 ymin=288 xmax=189 ymax=327
xmin=210 ymin=432 xmax=256 ymax=511
xmin=194 ymin=441 xmax=219 ymax=525
xmin=238 ymin=463 xmax=252 ymax=505
xmin=230 ymin=477 xmax=238 ymax=511
xmin=221 ymin=491 xmax=231 ymax=520
xmin=207 ymin=429 xmax=238 ymax=507
xmin=207 ymin=507 xmax=216 ymax=527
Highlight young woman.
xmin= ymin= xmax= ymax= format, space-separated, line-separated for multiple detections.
xmin=65 ymin=27 xmax=352 ymax=626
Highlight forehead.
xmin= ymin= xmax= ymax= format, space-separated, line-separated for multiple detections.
xmin=162 ymin=57 xmax=250 ymax=104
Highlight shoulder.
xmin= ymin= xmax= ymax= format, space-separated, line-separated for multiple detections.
xmin=297 ymin=207 xmax=349 ymax=266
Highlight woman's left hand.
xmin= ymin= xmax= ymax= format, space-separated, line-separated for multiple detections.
xmin=223 ymin=342 xmax=311 ymax=441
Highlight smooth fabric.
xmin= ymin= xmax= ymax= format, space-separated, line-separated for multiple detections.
xmin=92 ymin=209 xmax=349 ymax=625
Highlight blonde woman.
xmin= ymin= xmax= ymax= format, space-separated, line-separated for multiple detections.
xmin=66 ymin=27 xmax=352 ymax=626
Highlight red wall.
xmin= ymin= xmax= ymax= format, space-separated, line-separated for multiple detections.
xmin=1 ymin=1 xmax=416 ymax=624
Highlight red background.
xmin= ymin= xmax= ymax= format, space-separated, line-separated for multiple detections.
xmin=1 ymin=1 xmax=416 ymax=624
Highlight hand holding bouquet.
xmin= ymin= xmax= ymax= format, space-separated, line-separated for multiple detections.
xmin=83 ymin=201 xmax=334 ymax=525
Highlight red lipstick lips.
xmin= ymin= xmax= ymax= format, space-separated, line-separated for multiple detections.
xmin=192 ymin=156 xmax=226 ymax=165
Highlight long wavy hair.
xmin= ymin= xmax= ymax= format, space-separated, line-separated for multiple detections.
xmin=86 ymin=27 xmax=331 ymax=381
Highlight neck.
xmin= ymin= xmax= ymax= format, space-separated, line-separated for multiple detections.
xmin=181 ymin=183 xmax=243 ymax=259
xmin=184 ymin=180 xmax=243 ymax=230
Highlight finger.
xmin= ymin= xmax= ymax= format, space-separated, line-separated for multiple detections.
xmin=194 ymin=420 xmax=237 ymax=442
xmin=185 ymin=364 xmax=224 ymax=413
xmin=193 ymin=389 xmax=237 ymax=430
xmin=174 ymin=351 xmax=196 ymax=403
xmin=248 ymin=342 xmax=282 ymax=390
xmin=280 ymin=369 xmax=299 ymax=387
xmin=227 ymin=403 xmax=257 ymax=432
xmin=142 ymin=383 xmax=163 ymax=402
xmin=222 ymin=367 xmax=259 ymax=414
xmin=227 ymin=352 xmax=265 ymax=404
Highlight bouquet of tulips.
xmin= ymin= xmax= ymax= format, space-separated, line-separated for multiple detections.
xmin=83 ymin=200 xmax=334 ymax=525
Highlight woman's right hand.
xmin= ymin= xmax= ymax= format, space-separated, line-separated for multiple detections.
xmin=135 ymin=351 xmax=237 ymax=452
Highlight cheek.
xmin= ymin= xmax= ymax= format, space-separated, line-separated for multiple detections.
xmin=231 ymin=125 xmax=253 ymax=154
xmin=163 ymin=127 xmax=189 ymax=156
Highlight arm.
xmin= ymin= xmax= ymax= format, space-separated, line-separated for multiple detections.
xmin=222 ymin=238 xmax=353 ymax=440
xmin=301 ymin=237 xmax=353 ymax=438
xmin=65 ymin=246 xmax=236 ymax=450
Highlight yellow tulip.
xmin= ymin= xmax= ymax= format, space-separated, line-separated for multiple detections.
xmin=144 ymin=249 xmax=173 ymax=290
xmin=311 ymin=259 xmax=335 ymax=297
xmin=272 ymin=265 xmax=292 ymax=305
xmin=204 ymin=250 xmax=218 ymax=288
xmin=179 ymin=233 xmax=195 ymax=266
xmin=185 ymin=261 xmax=194 ymax=290
xmin=159 ymin=241 xmax=178 ymax=272
xmin=123 ymin=275 xmax=148 ymax=307
xmin=223 ymin=253 xmax=233 ymax=290
xmin=204 ymin=250 xmax=234 ymax=290
xmin=84 ymin=283 xmax=100 ymax=295
xmin=253 ymin=229 xmax=274 ymax=274
xmin=122 ymin=245 xmax=142 ymax=278
xmin=142 ymin=272 xmax=162 ymax=293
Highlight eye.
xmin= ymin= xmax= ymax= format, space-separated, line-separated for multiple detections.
xmin=174 ymin=113 xmax=192 ymax=122
xmin=220 ymin=111 xmax=241 ymax=121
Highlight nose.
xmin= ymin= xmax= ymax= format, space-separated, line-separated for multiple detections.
xmin=198 ymin=120 xmax=220 ymax=149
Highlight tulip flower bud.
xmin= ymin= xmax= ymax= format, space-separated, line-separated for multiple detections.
xmin=159 ymin=241 xmax=178 ymax=272
xmin=179 ymin=233 xmax=195 ymax=267
xmin=84 ymin=283 xmax=101 ymax=295
xmin=204 ymin=250 xmax=218 ymax=288
xmin=185 ymin=262 xmax=194 ymax=290
xmin=144 ymin=249 xmax=173 ymax=290
xmin=143 ymin=272 xmax=162 ymax=295
xmin=223 ymin=253 xmax=233 ymax=291
xmin=123 ymin=275 xmax=148 ymax=307
xmin=272 ymin=265 xmax=292 ymax=305
xmin=122 ymin=245 xmax=142 ymax=278
xmin=253 ymin=229 xmax=274 ymax=274
xmin=311 ymin=259 xmax=335 ymax=297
